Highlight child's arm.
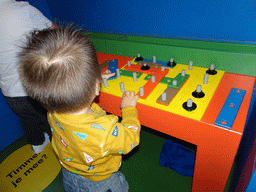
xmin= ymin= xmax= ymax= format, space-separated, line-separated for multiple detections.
xmin=103 ymin=91 xmax=141 ymax=155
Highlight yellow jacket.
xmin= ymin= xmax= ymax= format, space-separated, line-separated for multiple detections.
xmin=48 ymin=103 xmax=141 ymax=181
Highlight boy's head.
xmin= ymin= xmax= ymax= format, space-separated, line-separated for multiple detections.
xmin=18 ymin=25 xmax=101 ymax=113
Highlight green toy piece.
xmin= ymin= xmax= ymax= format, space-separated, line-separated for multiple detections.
xmin=144 ymin=75 xmax=173 ymax=84
xmin=119 ymin=70 xmax=142 ymax=78
xmin=167 ymin=73 xmax=190 ymax=88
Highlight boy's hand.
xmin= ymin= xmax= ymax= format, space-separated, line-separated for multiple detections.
xmin=121 ymin=90 xmax=139 ymax=109
xmin=101 ymin=70 xmax=115 ymax=80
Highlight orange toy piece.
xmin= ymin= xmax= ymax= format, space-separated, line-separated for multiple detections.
xmin=124 ymin=64 xmax=169 ymax=99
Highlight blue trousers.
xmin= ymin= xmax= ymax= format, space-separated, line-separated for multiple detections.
xmin=62 ymin=167 xmax=129 ymax=192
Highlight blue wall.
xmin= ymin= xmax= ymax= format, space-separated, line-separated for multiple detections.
xmin=27 ymin=0 xmax=52 ymax=21
xmin=40 ymin=0 xmax=256 ymax=44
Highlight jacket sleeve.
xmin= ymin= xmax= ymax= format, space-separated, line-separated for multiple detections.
xmin=103 ymin=106 xmax=141 ymax=156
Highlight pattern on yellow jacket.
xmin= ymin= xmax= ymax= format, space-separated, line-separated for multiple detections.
xmin=48 ymin=103 xmax=141 ymax=182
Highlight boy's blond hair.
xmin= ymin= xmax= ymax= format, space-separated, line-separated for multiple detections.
xmin=18 ymin=26 xmax=101 ymax=113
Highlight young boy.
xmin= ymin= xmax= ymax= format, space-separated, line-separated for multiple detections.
xmin=18 ymin=26 xmax=140 ymax=192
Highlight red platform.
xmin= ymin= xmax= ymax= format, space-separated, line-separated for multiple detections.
xmin=96 ymin=53 xmax=256 ymax=191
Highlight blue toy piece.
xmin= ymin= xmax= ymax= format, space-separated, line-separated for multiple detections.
xmin=215 ymin=88 xmax=246 ymax=129
xmin=108 ymin=59 xmax=118 ymax=80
